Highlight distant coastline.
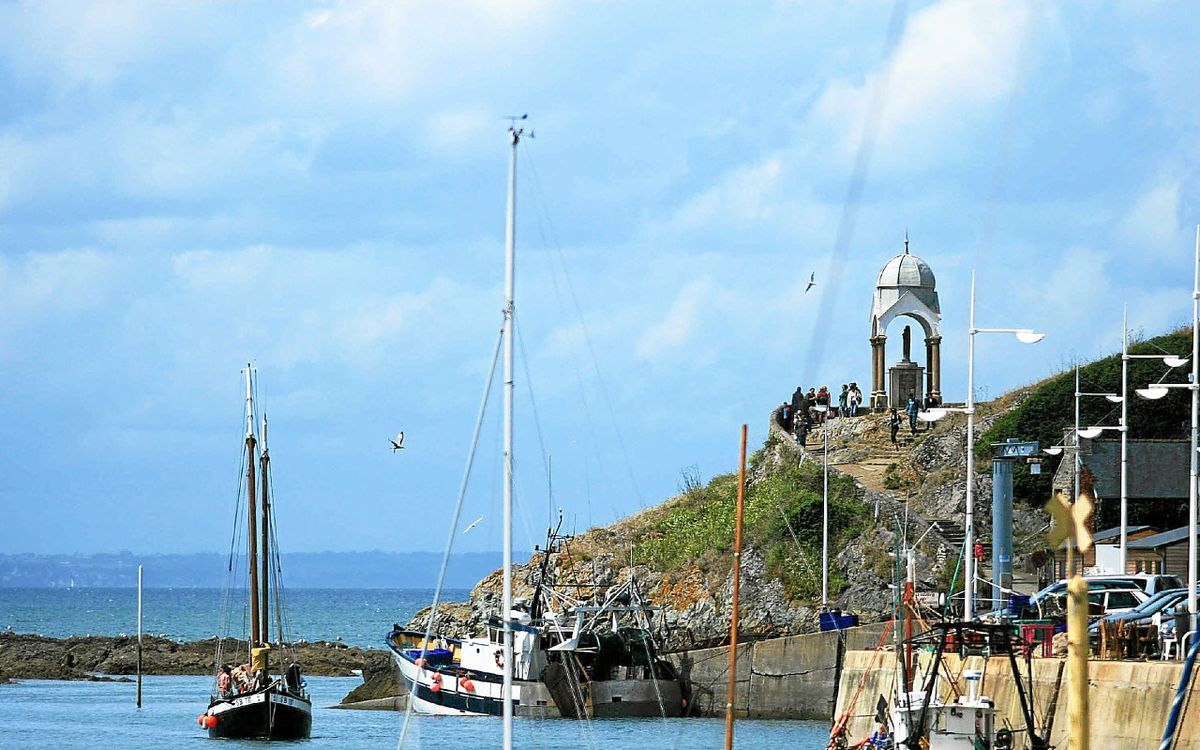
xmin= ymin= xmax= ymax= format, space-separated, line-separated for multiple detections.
xmin=0 ymin=551 xmax=528 ymax=589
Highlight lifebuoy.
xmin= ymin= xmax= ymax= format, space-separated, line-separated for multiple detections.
xmin=494 ymin=649 xmax=505 ymax=669
xmin=461 ymin=677 xmax=475 ymax=692
xmin=431 ymin=672 xmax=443 ymax=693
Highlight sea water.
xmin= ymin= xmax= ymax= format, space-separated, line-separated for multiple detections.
xmin=0 ymin=589 xmax=832 ymax=748
xmin=0 ymin=675 xmax=830 ymax=749
xmin=0 ymin=588 xmax=468 ymax=647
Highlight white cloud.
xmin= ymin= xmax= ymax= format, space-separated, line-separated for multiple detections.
xmin=1117 ymin=180 xmax=1183 ymax=259
xmin=809 ymin=0 xmax=1038 ymax=166
xmin=0 ymin=248 xmax=116 ymax=319
xmin=636 ymin=278 xmax=713 ymax=361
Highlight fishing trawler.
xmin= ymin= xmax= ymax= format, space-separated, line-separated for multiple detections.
xmin=197 ymin=367 xmax=312 ymax=739
xmin=389 ymin=520 xmax=686 ymax=718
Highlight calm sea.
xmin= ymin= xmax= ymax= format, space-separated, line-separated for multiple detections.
xmin=0 ymin=588 xmax=470 ymax=648
xmin=0 ymin=675 xmax=829 ymax=749
xmin=0 ymin=588 xmax=831 ymax=748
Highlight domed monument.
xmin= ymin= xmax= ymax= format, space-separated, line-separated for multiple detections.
xmin=869 ymin=238 xmax=942 ymax=409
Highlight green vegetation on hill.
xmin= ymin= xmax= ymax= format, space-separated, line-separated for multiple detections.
xmin=632 ymin=435 xmax=866 ymax=601
xmin=980 ymin=328 xmax=1192 ymax=526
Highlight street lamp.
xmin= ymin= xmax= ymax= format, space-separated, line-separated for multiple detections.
xmin=814 ymin=403 xmax=831 ymax=607
xmin=1073 ymin=364 xmax=1122 ymax=512
xmin=924 ymin=272 xmax=1044 ymax=621
xmin=1133 ymin=225 xmax=1200 ymax=642
xmin=1121 ymin=306 xmax=1190 ymax=571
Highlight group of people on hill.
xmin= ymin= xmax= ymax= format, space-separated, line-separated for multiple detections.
xmin=777 ymin=384 xmax=943 ymax=450
xmin=778 ymin=383 xmax=864 ymax=446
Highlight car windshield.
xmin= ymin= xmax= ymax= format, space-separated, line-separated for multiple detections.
xmin=1135 ymin=588 xmax=1184 ymax=612
xmin=1105 ymin=591 xmax=1142 ymax=609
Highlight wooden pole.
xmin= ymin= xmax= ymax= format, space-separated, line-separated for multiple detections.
xmin=1066 ymin=570 xmax=1089 ymax=750
xmin=136 ymin=564 xmax=143 ymax=708
xmin=724 ymin=424 xmax=748 ymax=750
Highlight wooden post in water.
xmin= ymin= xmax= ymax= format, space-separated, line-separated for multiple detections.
xmin=136 ymin=564 xmax=143 ymax=708
xmin=724 ymin=424 xmax=748 ymax=750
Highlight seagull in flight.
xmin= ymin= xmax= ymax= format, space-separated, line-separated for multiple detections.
xmin=804 ymin=272 xmax=816 ymax=293
xmin=390 ymin=432 xmax=405 ymax=451
xmin=462 ymin=516 xmax=484 ymax=534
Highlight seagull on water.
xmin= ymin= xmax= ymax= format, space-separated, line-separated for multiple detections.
xmin=390 ymin=431 xmax=405 ymax=451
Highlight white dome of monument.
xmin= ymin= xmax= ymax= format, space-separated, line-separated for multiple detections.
xmin=876 ymin=250 xmax=936 ymax=289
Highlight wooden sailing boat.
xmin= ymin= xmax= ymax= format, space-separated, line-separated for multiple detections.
xmin=198 ymin=366 xmax=312 ymax=740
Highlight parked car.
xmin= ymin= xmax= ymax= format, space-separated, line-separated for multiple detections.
xmin=1089 ymin=587 xmax=1190 ymax=634
xmin=1090 ymin=573 xmax=1185 ymax=597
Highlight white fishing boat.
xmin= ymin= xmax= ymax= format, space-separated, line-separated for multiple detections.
xmin=389 ymin=123 xmax=684 ymax=722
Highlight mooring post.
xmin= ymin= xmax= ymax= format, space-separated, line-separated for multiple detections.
xmin=137 ymin=563 xmax=143 ymax=708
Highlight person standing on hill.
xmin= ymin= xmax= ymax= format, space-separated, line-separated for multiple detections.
xmin=905 ymin=393 xmax=919 ymax=434
xmin=838 ymin=384 xmax=849 ymax=418
xmin=889 ymin=408 xmax=901 ymax=447
xmin=791 ymin=386 xmax=804 ymax=420
xmin=848 ymin=382 xmax=862 ymax=416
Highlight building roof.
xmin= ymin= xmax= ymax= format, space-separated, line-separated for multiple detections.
xmin=1092 ymin=525 xmax=1154 ymax=543
xmin=877 ymin=251 xmax=937 ymax=290
xmin=1128 ymin=526 xmax=1190 ymax=549
xmin=1053 ymin=438 xmax=1190 ymax=500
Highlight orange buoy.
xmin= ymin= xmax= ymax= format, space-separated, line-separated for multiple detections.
xmin=461 ymin=678 xmax=475 ymax=692
xmin=431 ymin=672 xmax=443 ymax=693
xmin=415 ymin=657 xmax=427 ymax=668
xmin=204 ymin=715 xmax=219 ymax=729
xmin=197 ymin=714 xmax=206 ymax=727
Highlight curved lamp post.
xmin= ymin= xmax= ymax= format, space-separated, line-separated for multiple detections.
xmin=965 ymin=278 xmax=1044 ymax=621
xmin=921 ymin=272 xmax=1044 ymax=621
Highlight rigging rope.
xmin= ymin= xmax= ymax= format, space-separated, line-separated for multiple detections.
xmin=521 ymin=144 xmax=646 ymax=510
xmin=398 ymin=326 xmax=504 ymax=750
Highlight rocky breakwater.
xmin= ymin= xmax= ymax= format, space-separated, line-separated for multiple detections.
xmin=0 ymin=631 xmax=383 ymax=681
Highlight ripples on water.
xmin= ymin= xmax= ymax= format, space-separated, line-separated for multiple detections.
xmin=0 ymin=676 xmax=830 ymax=749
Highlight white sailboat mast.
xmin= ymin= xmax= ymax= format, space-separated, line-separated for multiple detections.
xmin=501 ymin=123 xmax=521 ymax=749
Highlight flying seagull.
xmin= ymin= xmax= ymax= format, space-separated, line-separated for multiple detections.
xmin=805 ymin=272 xmax=816 ymax=293
xmin=390 ymin=432 xmax=405 ymax=451
xmin=462 ymin=516 xmax=484 ymax=534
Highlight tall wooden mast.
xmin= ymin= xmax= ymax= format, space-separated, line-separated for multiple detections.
xmin=245 ymin=365 xmax=260 ymax=649
xmin=260 ymin=412 xmax=270 ymax=647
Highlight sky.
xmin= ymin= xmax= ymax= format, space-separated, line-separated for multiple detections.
xmin=1 ymin=1 xmax=1199 ymax=556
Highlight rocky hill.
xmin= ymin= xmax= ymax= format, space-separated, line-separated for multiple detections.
xmin=406 ymin=328 xmax=1195 ymax=651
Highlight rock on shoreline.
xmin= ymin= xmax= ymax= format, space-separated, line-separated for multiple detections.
xmin=0 ymin=632 xmax=385 ymax=681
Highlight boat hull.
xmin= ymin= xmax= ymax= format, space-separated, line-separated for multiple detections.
xmin=206 ymin=685 xmax=313 ymax=740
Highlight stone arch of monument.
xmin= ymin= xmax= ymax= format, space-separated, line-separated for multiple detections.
xmin=869 ymin=242 xmax=942 ymax=409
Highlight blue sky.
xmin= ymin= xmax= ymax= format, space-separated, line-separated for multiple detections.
xmin=1 ymin=1 xmax=1198 ymax=555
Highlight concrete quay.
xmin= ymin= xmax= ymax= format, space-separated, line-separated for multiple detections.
xmin=834 ymin=648 xmax=1200 ymax=749
xmin=665 ymin=623 xmax=888 ymax=719
xmin=668 ymin=623 xmax=1200 ymax=749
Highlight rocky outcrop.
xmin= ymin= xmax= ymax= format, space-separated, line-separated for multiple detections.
xmin=0 ymin=632 xmax=382 ymax=680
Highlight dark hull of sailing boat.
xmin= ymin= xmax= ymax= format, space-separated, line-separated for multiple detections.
xmin=206 ymin=683 xmax=313 ymax=740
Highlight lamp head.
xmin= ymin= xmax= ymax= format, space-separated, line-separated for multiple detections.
xmin=918 ymin=408 xmax=949 ymax=422
xmin=1076 ymin=427 xmax=1105 ymax=439
xmin=1015 ymin=330 xmax=1045 ymax=344
xmin=1164 ymin=356 xmax=1190 ymax=368
xmin=1104 ymin=395 xmax=1124 ymax=403
xmin=1043 ymin=446 xmax=1064 ymax=456
xmin=1136 ymin=386 xmax=1170 ymax=400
